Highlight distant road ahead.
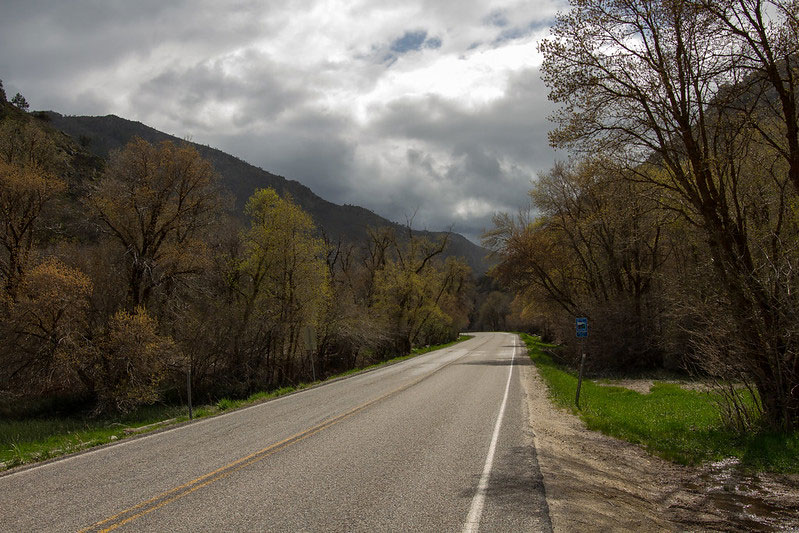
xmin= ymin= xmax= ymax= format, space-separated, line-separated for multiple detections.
xmin=0 ymin=332 xmax=551 ymax=532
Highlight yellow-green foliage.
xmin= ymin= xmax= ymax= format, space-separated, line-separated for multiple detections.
xmin=240 ymin=188 xmax=329 ymax=357
xmin=90 ymin=138 xmax=221 ymax=307
xmin=0 ymin=153 xmax=66 ymax=297
xmin=92 ymin=308 xmax=178 ymax=414
xmin=372 ymin=238 xmax=471 ymax=352
xmin=1 ymin=258 xmax=92 ymax=395
xmin=0 ymin=120 xmax=475 ymax=422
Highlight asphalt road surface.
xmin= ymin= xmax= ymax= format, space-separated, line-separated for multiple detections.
xmin=0 ymin=332 xmax=551 ymax=532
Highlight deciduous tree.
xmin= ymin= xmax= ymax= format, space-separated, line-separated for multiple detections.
xmin=0 ymin=259 xmax=91 ymax=398
xmin=372 ymin=231 xmax=472 ymax=354
xmin=0 ymin=120 xmax=66 ymax=297
xmin=82 ymin=308 xmax=177 ymax=414
xmin=90 ymin=138 xmax=222 ymax=309
xmin=233 ymin=188 xmax=329 ymax=387
xmin=541 ymin=0 xmax=799 ymax=428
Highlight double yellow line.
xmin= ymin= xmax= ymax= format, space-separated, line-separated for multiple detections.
xmin=79 ymin=337 xmax=490 ymax=532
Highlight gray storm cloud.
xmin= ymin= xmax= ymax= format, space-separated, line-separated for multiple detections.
xmin=0 ymin=0 xmax=565 ymax=243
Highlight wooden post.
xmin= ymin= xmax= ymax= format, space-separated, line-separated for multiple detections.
xmin=575 ymin=351 xmax=586 ymax=409
xmin=187 ymin=365 xmax=193 ymax=421
xmin=301 ymin=325 xmax=317 ymax=382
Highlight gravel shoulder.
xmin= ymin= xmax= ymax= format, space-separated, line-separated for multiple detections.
xmin=521 ymin=362 xmax=799 ymax=532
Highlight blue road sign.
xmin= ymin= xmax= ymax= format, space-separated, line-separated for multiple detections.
xmin=576 ymin=317 xmax=588 ymax=338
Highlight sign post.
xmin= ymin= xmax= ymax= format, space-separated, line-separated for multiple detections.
xmin=575 ymin=317 xmax=588 ymax=409
xmin=187 ymin=364 xmax=193 ymax=421
xmin=301 ymin=326 xmax=318 ymax=382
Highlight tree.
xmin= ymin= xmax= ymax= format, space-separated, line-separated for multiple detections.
xmin=693 ymin=0 xmax=799 ymax=194
xmin=0 ymin=258 xmax=92 ymax=398
xmin=0 ymin=119 xmax=62 ymax=170
xmin=90 ymin=138 xmax=223 ymax=309
xmin=372 ymin=230 xmax=472 ymax=354
xmin=541 ymin=0 xmax=799 ymax=429
xmin=0 ymin=80 xmax=6 ymax=103
xmin=477 ymin=291 xmax=511 ymax=331
xmin=317 ymin=236 xmax=385 ymax=374
xmin=0 ymin=119 xmax=66 ymax=297
xmin=486 ymin=157 xmax=671 ymax=368
xmin=11 ymin=93 xmax=29 ymax=111
xmin=233 ymin=188 xmax=329 ymax=387
xmin=78 ymin=308 xmax=178 ymax=414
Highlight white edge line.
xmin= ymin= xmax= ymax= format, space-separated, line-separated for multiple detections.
xmin=462 ymin=336 xmax=516 ymax=533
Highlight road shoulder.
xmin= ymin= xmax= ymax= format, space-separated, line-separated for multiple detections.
xmin=520 ymin=362 xmax=683 ymax=532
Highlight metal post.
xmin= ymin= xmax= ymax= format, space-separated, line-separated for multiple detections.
xmin=187 ymin=365 xmax=193 ymax=421
xmin=310 ymin=349 xmax=316 ymax=382
xmin=575 ymin=350 xmax=586 ymax=409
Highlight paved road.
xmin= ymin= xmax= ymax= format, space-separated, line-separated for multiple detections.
xmin=0 ymin=332 xmax=551 ymax=532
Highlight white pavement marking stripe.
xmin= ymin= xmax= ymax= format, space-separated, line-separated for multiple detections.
xmin=462 ymin=337 xmax=516 ymax=533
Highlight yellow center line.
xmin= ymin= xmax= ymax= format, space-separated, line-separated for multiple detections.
xmin=98 ymin=407 xmax=363 ymax=532
xmin=78 ymin=336 xmax=491 ymax=533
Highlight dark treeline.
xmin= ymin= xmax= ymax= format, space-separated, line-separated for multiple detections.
xmin=485 ymin=0 xmax=799 ymax=431
xmin=0 ymin=98 xmax=473 ymax=415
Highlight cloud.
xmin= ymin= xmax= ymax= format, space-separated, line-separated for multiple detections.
xmin=0 ymin=0 xmax=568 ymax=243
xmin=381 ymin=30 xmax=444 ymax=65
xmin=483 ymin=9 xmax=510 ymax=28
xmin=130 ymin=49 xmax=311 ymax=132
xmin=493 ymin=19 xmax=556 ymax=45
xmin=347 ymin=67 xmax=558 ymax=240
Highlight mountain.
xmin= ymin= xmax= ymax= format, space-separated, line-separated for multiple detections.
xmin=43 ymin=112 xmax=490 ymax=274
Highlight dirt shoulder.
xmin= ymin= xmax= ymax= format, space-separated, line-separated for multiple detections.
xmin=521 ymin=363 xmax=799 ymax=532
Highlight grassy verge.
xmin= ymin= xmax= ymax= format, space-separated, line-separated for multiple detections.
xmin=0 ymin=334 xmax=473 ymax=471
xmin=0 ymin=405 xmax=187 ymax=469
xmin=521 ymin=333 xmax=799 ymax=473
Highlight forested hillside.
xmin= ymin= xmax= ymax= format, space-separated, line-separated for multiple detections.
xmin=43 ymin=112 xmax=489 ymax=274
xmin=0 ymin=97 xmax=474 ymax=415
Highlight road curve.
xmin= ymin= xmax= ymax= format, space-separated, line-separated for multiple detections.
xmin=0 ymin=332 xmax=551 ymax=532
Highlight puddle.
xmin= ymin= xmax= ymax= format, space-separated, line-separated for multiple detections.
xmin=677 ymin=458 xmax=799 ymax=531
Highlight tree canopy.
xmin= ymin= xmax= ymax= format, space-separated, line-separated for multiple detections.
xmin=511 ymin=0 xmax=799 ymax=430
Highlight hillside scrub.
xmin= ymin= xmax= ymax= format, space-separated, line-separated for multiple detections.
xmin=0 ymin=106 xmax=474 ymax=417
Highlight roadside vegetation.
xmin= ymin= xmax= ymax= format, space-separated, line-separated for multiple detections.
xmin=486 ymin=0 xmax=799 ymax=435
xmin=0 ymin=335 xmax=472 ymax=470
xmin=0 ymin=93 xmax=475 ymax=433
xmin=522 ymin=334 xmax=799 ymax=473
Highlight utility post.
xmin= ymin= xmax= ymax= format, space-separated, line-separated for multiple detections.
xmin=575 ymin=317 xmax=588 ymax=409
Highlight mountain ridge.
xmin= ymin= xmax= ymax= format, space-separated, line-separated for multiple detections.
xmin=43 ymin=111 xmax=489 ymax=274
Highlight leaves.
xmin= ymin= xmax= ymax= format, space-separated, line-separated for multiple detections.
xmin=91 ymin=138 xmax=222 ymax=308
xmin=535 ymin=0 xmax=799 ymax=429
xmin=92 ymin=308 xmax=178 ymax=414
xmin=1 ymin=259 xmax=92 ymax=396
xmin=0 ymin=120 xmax=67 ymax=297
xmin=372 ymin=233 xmax=472 ymax=353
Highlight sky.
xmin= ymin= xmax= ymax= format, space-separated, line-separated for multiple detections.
xmin=0 ymin=0 xmax=566 ymax=243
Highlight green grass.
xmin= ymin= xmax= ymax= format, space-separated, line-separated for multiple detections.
xmin=1 ymin=335 xmax=473 ymax=470
xmin=521 ymin=333 xmax=799 ymax=473
xmin=0 ymin=404 xmax=187 ymax=468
